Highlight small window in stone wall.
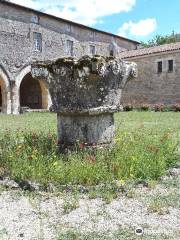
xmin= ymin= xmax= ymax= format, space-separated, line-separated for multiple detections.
xmin=33 ymin=32 xmax=42 ymax=52
xmin=168 ymin=60 xmax=173 ymax=72
xmin=67 ymin=40 xmax=74 ymax=56
xmin=90 ymin=31 xmax=95 ymax=40
xmin=31 ymin=15 xmax=39 ymax=24
xmin=90 ymin=45 xmax=96 ymax=55
xmin=67 ymin=24 xmax=72 ymax=33
xmin=157 ymin=61 xmax=162 ymax=73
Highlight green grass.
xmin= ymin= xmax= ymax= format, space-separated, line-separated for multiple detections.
xmin=0 ymin=111 xmax=180 ymax=135
xmin=0 ymin=112 xmax=179 ymax=187
xmin=147 ymin=192 xmax=180 ymax=215
xmin=0 ymin=112 xmax=56 ymax=134
xmin=161 ymin=177 xmax=180 ymax=188
xmin=57 ymin=228 xmax=174 ymax=240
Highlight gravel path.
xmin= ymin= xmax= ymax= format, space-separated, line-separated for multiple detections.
xmin=0 ymin=169 xmax=179 ymax=240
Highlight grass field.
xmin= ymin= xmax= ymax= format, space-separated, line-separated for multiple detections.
xmin=0 ymin=111 xmax=180 ymax=134
xmin=0 ymin=112 xmax=179 ymax=187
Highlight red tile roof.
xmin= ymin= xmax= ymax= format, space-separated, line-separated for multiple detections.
xmin=119 ymin=42 xmax=180 ymax=59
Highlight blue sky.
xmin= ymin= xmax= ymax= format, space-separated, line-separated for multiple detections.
xmin=11 ymin=0 xmax=180 ymax=42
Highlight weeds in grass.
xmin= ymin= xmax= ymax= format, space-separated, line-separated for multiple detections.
xmin=147 ymin=198 xmax=170 ymax=215
xmin=57 ymin=228 xmax=173 ymax=240
xmin=161 ymin=177 xmax=180 ymax=188
xmin=63 ymin=196 xmax=79 ymax=214
xmin=0 ymin=125 xmax=179 ymax=187
xmin=88 ymin=185 xmax=118 ymax=203
xmin=147 ymin=192 xmax=180 ymax=215
xmin=0 ymin=112 xmax=179 ymax=187
xmin=57 ymin=229 xmax=79 ymax=240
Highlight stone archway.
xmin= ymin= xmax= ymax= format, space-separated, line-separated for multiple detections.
xmin=20 ymin=73 xmax=43 ymax=109
xmin=15 ymin=66 xmax=51 ymax=113
xmin=16 ymin=67 xmax=51 ymax=112
xmin=0 ymin=66 xmax=11 ymax=114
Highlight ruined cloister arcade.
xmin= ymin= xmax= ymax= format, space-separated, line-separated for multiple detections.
xmin=0 ymin=65 xmax=51 ymax=114
xmin=0 ymin=66 xmax=11 ymax=114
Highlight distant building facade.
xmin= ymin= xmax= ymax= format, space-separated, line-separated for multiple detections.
xmin=0 ymin=0 xmax=138 ymax=114
xmin=120 ymin=42 xmax=180 ymax=106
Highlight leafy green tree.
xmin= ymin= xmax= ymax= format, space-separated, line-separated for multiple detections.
xmin=141 ymin=32 xmax=179 ymax=48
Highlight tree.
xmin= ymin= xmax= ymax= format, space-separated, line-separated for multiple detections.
xmin=140 ymin=32 xmax=179 ymax=48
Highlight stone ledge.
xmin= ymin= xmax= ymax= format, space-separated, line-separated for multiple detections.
xmin=56 ymin=105 xmax=123 ymax=116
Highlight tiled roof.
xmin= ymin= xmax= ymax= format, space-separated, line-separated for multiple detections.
xmin=119 ymin=42 xmax=180 ymax=59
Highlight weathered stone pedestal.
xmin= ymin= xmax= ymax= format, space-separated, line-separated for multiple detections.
xmin=57 ymin=112 xmax=114 ymax=146
xmin=31 ymin=56 xmax=137 ymax=150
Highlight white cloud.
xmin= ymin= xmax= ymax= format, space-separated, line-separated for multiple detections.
xmin=118 ymin=18 xmax=157 ymax=37
xmin=10 ymin=0 xmax=136 ymax=25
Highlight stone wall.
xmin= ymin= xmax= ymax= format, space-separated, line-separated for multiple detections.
xmin=0 ymin=1 xmax=138 ymax=114
xmin=122 ymin=51 xmax=180 ymax=106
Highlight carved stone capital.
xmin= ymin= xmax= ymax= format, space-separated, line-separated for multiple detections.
xmin=31 ymin=55 xmax=137 ymax=149
xmin=31 ymin=55 xmax=137 ymax=114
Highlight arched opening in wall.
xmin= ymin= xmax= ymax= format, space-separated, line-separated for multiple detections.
xmin=0 ymin=78 xmax=5 ymax=112
xmin=20 ymin=73 xmax=50 ymax=110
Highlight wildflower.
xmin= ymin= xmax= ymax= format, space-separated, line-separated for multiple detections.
xmin=115 ymin=179 xmax=126 ymax=188
xmin=115 ymin=137 xmax=121 ymax=142
xmin=129 ymin=165 xmax=134 ymax=178
xmin=119 ymin=179 xmax=125 ymax=186
xmin=53 ymin=161 xmax=59 ymax=167
xmin=16 ymin=144 xmax=23 ymax=152
xmin=79 ymin=143 xmax=85 ymax=150
xmin=32 ymin=133 xmax=38 ymax=140
xmin=86 ymin=154 xmax=96 ymax=163
xmin=147 ymin=144 xmax=159 ymax=153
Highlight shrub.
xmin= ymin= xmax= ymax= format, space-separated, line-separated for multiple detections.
xmin=123 ymin=104 xmax=133 ymax=111
xmin=171 ymin=103 xmax=180 ymax=112
xmin=140 ymin=104 xmax=150 ymax=111
xmin=153 ymin=103 xmax=166 ymax=112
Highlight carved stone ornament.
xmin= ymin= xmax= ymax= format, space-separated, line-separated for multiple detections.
xmin=108 ymin=59 xmax=121 ymax=75
xmin=31 ymin=55 xmax=137 ymax=151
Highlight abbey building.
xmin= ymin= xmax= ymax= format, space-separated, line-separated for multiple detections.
xmin=0 ymin=0 xmax=138 ymax=114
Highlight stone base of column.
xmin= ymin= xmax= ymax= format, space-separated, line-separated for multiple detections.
xmin=57 ymin=112 xmax=115 ymax=151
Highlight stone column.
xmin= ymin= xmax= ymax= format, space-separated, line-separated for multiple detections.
xmin=11 ymin=81 xmax=20 ymax=114
xmin=31 ymin=56 xmax=137 ymax=150
xmin=4 ymin=86 xmax=11 ymax=114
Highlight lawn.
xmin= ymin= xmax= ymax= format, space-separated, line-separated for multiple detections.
xmin=0 ymin=111 xmax=179 ymax=187
xmin=0 ymin=111 xmax=180 ymax=134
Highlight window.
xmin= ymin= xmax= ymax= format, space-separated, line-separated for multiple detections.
xmin=33 ymin=32 xmax=42 ymax=52
xmin=31 ymin=15 xmax=39 ymax=24
xmin=168 ymin=60 xmax=173 ymax=72
xmin=90 ymin=45 xmax=96 ymax=55
xmin=90 ymin=31 xmax=95 ymax=40
xmin=67 ymin=24 xmax=72 ymax=33
xmin=157 ymin=61 xmax=162 ymax=73
xmin=67 ymin=40 xmax=73 ymax=56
